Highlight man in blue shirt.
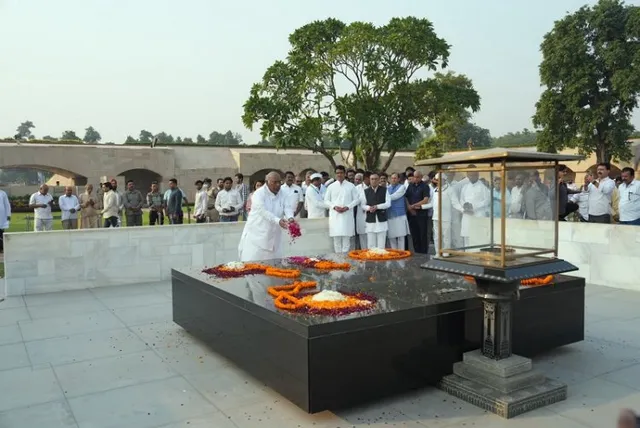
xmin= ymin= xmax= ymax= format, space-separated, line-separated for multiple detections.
xmin=405 ymin=171 xmax=431 ymax=253
xmin=166 ymin=178 xmax=183 ymax=224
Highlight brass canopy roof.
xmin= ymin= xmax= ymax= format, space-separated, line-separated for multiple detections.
xmin=415 ymin=147 xmax=585 ymax=166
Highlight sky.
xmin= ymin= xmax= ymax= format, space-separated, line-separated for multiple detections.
xmin=1 ymin=0 xmax=639 ymax=144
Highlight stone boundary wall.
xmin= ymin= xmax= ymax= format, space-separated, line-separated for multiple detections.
xmin=3 ymin=219 xmax=332 ymax=296
xmin=464 ymin=217 xmax=637 ymax=291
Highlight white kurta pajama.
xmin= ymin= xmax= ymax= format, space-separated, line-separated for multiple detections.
xmin=432 ymin=183 xmax=453 ymax=252
xmin=238 ymin=186 xmax=294 ymax=262
xmin=305 ymin=184 xmax=328 ymax=219
xmin=360 ymin=187 xmax=391 ymax=249
xmin=324 ymin=179 xmax=360 ymax=253
xmin=386 ymin=184 xmax=410 ymax=250
xmin=449 ymin=178 xmax=468 ymax=248
xmin=354 ymin=183 xmax=368 ymax=249
xmin=456 ymin=180 xmax=490 ymax=247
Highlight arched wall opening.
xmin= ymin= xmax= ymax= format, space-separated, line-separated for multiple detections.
xmin=0 ymin=165 xmax=88 ymax=197
xmin=115 ymin=169 xmax=163 ymax=194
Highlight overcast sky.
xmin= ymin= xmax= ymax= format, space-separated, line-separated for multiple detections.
xmin=1 ymin=0 xmax=638 ymax=144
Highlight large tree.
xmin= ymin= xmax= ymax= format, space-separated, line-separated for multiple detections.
xmin=83 ymin=126 xmax=101 ymax=144
xmin=61 ymin=130 xmax=81 ymax=141
xmin=533 ymin=0 xmax=640 ymax=164
xmin=15 ymin=121 xmax=35 ymax=139
xmin=493 ymin=128 xmax=538 ymax=147
xmin=243 ymin=17 xmax=480 ymax=171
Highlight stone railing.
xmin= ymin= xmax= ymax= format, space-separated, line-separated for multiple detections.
xmin=2 ymin=219 xmax=333 ymax=296
xmin=464 ymin=217 xmax=635 ymax=291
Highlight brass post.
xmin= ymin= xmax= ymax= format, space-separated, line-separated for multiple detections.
xmin=501 ymin=161 xmax=507 ymax=268
xmin=438 ymin=166 xmax=443 ymax=258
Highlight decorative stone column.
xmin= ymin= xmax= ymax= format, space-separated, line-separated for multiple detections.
xmin=438 ymin=279 xmax=567 ymax=418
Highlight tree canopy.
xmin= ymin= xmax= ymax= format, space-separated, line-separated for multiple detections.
xmin=533 ymin=0 xmax=640 ymax=164
xmin=60 ymin=130 xmax=80 ymax=141
xmin=15 ymin=121 xmax=35 ymax=139
xmin=243 ymin=17 xmax=480 ymax=171
xmin=492 ymin=128 xmax=538 ymax=147
xmin=83 ymin=126 xmax=101 ymax=144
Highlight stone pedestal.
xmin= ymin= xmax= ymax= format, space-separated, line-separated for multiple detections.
xmin=439 ymin=350 xmax=567 ymax=418
xmin=438 ymin=282 xmax=568 ymax=418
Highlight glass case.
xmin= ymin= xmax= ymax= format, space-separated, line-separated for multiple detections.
xmin=418 ymin=148 xmax=583 ymax=269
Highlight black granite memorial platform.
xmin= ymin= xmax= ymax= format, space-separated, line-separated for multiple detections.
xmin=172 ymin=254 xmax=584 ymax=413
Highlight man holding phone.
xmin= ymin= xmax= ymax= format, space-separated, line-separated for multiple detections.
xmin=28 ymin=184 xmax=54 ymax=231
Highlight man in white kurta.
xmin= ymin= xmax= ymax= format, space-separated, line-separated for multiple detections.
xmin=431 ymin=173 xmax=454 ymax=253
xmin=508 ymin=175 xmax=525 ymax=218
xmin=453 ymin=169 xmax=490 ymax=247
xmin=304 ymin=173 xmax=328 ymax=219
xmin=280 ymin=171 xmax=304 ymax=218
xmin=0 ymin=188 xmax=11 ymax=253
xmin=448 ymin=173 xmax=467 ymax=248
xmin=324 ymin=167 xmax=360 ymax=253
xmin=354 ymin=173 xmax=368 ymax=249
xmin=238 ymin=172 xmax=295 ymax=262
xmin=360 ymin=173 xmax=391 ymax=249
xmin=58 ymin=186 xmax=81 ymax=230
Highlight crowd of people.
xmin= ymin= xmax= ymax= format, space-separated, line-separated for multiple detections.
xmin=8 ymin=161 xmax=640 ymax=253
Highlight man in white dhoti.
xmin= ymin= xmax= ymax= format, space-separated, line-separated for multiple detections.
xmin=305 ymin=173 xmax=328 ymax=219
xmin=238 ymin=171 xmax=295 ymax=262
xmin=431 ymin=173 xmax=454 ymax=253
xmin=354 ymin=172 xmax=368 ymax=249
xmin=386 ymin=173 xmax=410 ymax=249
xmin=360 ymin=172 xmax=391 ymax=249
xmin=324 ymin=165 xmax=360 ymax=253
xmin=0 ymin=187 xmax=11 ymax=253
xmin=452 ymin=166 xmax=490 ymax=247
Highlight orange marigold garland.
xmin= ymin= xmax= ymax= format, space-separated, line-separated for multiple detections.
xmin=202 ymin=262 xmax=300 ymax=280
xmin=286 ymin=256 xmax=351 ymax=271
xmin=348 ymin=248 xmax=411 ymax=261
xmin=463 ymin=275 xmax=555 ymax=287
xmin=267 ymin=281 xmax=378 ymax=316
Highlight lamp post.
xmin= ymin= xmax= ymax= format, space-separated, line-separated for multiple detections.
xmin=416 ymin=148 xmax=584 ymax=418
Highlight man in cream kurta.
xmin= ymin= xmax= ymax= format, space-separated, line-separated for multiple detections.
xmin=304 ymin=173 xmax=328 ymax=218
xmin=452 ymin=168 xmax=490 ymax=247
xmin=238 ymin=171 xmax=295 ymax=262
xmin=324 ymin=166 xmax=360 ymax=253
xmin=431 ymin=173 xmax=453 ymax=253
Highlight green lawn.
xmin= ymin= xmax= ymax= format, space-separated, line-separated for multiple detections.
xmin=0 ymin=209 xmax=211 ymax=277
xmin=4 ymin=210 xmax=187 ymax=232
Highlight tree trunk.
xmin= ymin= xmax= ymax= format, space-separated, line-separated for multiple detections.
xmin=596 ymin=140 xmax=609 ymax=165
xmin=319 ymin=149 xmax=337 ymax=171
xmin=380 ymin=149 xmax=398 ymax=172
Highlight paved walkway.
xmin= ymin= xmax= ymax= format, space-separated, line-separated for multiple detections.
xmin=0 ymin=282 xmax=638 ymax=428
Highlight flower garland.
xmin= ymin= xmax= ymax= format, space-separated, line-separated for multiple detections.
xmin=348 ymin=248 xmax=412 ymax=261
xmin=287 ymin=256 xmax=351 ymax=271
xmin=267 ymin=281 xmax=377 ymax=316
xmin=463 ymin=275 xmax=555 ymax=287
xmin=202 ymin=262 xmax=300 ymax=280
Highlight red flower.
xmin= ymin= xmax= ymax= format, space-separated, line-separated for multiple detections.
xmin=288 ymin=221 xmax=302 ymax=243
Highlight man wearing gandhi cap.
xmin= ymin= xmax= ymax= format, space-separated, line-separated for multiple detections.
xmin=305 ymin=173 xmax=328 ymax=219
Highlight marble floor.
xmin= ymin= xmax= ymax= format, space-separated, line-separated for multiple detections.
xmin=0 ymin=281 xmax=638 ymax=428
